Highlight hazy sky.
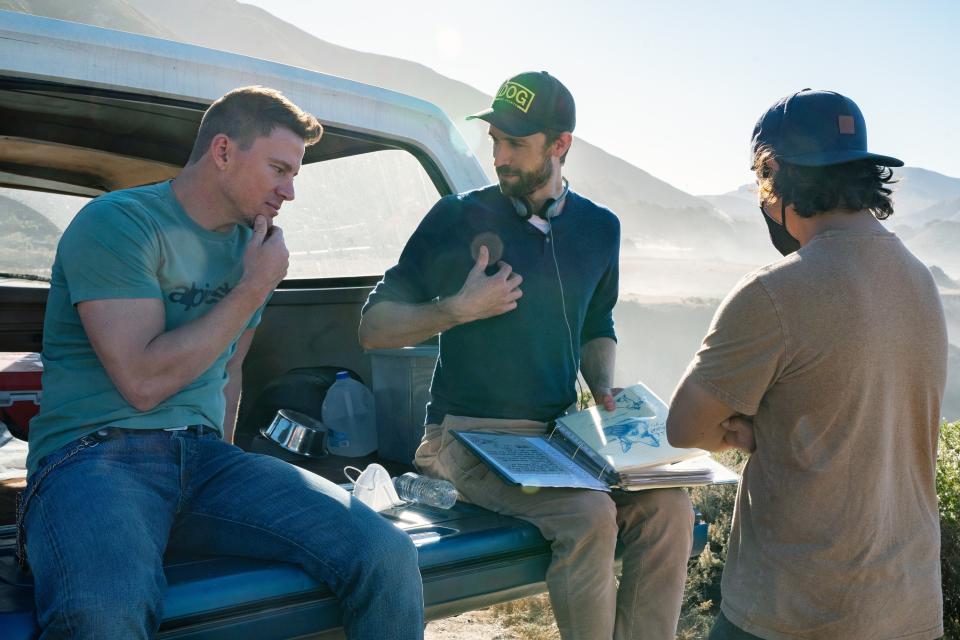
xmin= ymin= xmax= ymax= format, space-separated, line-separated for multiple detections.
xmin=245 ymin=0 xmax=958 ymax=195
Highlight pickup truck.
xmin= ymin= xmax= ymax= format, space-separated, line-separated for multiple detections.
xmin=0 ymin=11 xmax=707 ymax=639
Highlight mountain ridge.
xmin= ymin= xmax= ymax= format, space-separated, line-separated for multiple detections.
xmin=3 ymin=0 xmax=742 ymax=258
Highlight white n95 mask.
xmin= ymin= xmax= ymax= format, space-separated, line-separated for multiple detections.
xmin=344 ymin=464 xmax=404 ymax=512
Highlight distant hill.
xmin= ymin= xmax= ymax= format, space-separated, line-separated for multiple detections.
xmin=0 ymin=194 xmax=59 ymax=243
xmin=932 ymin=266 xmax=960 ymax=290
xmin=122 ymin=0 xmax=738 ymax=253
xmin=940 ymin=293 xmax=960 ymax=347
xmin=712 ymin=167 xmax=960 ymax=226
xmin=890 ymin=167 xmax=960 ymax=223
xmin=8 ymin=0 xmax=960 ymax=258
xmin=708 ymin=168 xmax=960 ymax=273
xmin=897 ymin=221 xmax=960 ymax=275
xmin=0 ymin=0 xmax=172 ymax=37
xmin=911 ymin=196 xmax=960 ymax=227
xmin=0 ymin=193 xmax=59 ymax=276
xmin=700 ymin=184 xmax=757 ymax=221
xmin=12 ymin=0 xmax=960 ymax=269
xmin=3 ymin=0 xmax=752 ymax=261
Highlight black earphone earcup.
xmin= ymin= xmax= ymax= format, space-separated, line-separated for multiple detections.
xmin=510 ymin=196 xmax=558 ymax=220
xmin=510 ymin=180 xmax=569 ymax=220
xmin=537 ymin=198 xmax=557 ymax=220
xmin=510 ymin=197 xmax=534 ymax=219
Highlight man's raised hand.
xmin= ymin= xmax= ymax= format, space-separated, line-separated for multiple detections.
xmin=445 ymin=245 xmax=523 ymax=323
xmin=241 ymin=215 xmax=289 ymax=298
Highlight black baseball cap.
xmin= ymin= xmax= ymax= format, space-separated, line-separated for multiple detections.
xmin=751 ymin=89 xmax=902 ymax=167
xmin=467 ymin=71 xmax=576 ymax=137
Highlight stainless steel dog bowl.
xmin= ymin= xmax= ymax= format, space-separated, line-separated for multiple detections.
xmin=261 ymin=409 xmax=328 ymax=457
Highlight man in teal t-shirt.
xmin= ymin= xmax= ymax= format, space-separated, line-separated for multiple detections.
xmin=17 ymin=87 xmax=424 ymax=640
xmin=27 ymin=179 xmax=264 ymax=473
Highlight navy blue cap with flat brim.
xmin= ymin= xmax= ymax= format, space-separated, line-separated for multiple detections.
xmin=783 ymin=149 xmax=904 ymax=167
xmin=752 ymin=89 xmax=903 ymax=168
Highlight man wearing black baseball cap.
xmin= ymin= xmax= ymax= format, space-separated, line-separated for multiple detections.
xmin=360 ymin=71 xmax=695 ymax=639
xmin=466 ymin=70 xmax=577 ymax=136
xmin=668 ymin=89 xmax=946 ymax=639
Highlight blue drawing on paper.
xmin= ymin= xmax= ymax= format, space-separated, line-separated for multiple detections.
xmin=615 ymin=396 xmax=647 ymax=412
xmin=603 ymin=418 xmax=660 ymax=452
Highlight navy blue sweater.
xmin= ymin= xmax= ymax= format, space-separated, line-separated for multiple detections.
xmin=363 ymin=185 xmax=620 ymax=423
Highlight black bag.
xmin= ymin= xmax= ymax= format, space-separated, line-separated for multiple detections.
xmin=234 ymin=367 xmax=361 ymax=449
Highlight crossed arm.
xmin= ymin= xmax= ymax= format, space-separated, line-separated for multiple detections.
xmin=667 ymin=374 xmax=754 ymax=453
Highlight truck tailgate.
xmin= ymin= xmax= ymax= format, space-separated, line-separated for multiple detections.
xmin=0 ymin=497 xmax=706 ymax=639
xmin=0 ymin=502 xmax=553 ymax=640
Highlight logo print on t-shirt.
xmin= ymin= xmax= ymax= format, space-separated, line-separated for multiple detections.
xmin=168 ymin=282 xmax=232 ymax=311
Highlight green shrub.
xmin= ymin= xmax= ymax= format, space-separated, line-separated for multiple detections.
xmin=940 ymin=421 xmax=960 ymax=638
xmin=678 ymin=449 xmax=745 ymax=639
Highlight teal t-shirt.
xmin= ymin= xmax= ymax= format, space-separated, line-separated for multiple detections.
xmin=27 ymin=181 xmax=263 ymax=475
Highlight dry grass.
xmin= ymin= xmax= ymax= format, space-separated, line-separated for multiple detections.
xmin=424 ymin=595 xmax=559 ymax=640
xmin=488 ymin=594 xmax=560 ymax=640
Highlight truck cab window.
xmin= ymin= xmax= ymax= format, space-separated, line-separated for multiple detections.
xmin=281 ymin=149 xmax=441 ymax=279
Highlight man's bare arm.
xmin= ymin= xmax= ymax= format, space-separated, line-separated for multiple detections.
xmin=580 ymin=337 xmax=619 ymax=411
xmin=78 ymin=217 xmax=287 ymax=412
xmin=222 ymin=328 xmax=256 ymax=443
xmin=359 ymin=245 xmax=523 ymax=350
xmin=666 ymin=374 xmax=741 ymax=451
xmin=358 ymin=299 xmax=460 ymax=350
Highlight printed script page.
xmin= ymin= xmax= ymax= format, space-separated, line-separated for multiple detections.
xmin=454 ymin=431 xmax=609 ymax=491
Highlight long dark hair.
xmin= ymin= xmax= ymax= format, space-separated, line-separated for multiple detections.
xmin=753 ymin=146 xmax=897 ymax=219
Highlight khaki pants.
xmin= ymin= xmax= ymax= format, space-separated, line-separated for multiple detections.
xmin=415 ymin=415 xmax=694 ymax=640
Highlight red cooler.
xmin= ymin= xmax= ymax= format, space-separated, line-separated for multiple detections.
xmin=0 ymin=352 xmax=42 ymax=441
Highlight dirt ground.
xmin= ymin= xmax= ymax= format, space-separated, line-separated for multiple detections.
xmin=426 ymin=595 xmax=560 ymax=640
xmin=425 ymin=609 xmax=513 ymax=640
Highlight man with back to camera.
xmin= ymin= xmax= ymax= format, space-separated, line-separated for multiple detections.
xmin=667 ymin=89 xmax=947 ymax=640
xmin=359 ymin=71 xmax=694 ymax=640
xmin=18 ymin=86 xmax=424 ymax=640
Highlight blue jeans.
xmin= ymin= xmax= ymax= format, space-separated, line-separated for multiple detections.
xmin=18 ymin=427 xmax=423 ymax=639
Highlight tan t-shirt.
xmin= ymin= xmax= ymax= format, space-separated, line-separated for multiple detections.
xmin=688 ymin=228 xmax=947 ymax=640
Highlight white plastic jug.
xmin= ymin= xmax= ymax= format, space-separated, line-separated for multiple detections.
xmin=321 ymin=371 xmax=377 ymax=457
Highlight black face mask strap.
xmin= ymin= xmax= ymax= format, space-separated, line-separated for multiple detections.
xmin=781 ymin=199 xmax=789 ymax=235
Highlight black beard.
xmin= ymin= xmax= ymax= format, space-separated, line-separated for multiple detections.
xmin=497 ymin=151 xmax=553 ymax=198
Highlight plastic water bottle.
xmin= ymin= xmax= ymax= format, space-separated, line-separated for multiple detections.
xmin=321 ymin=371 xmax=377 ymax=457
xmin=393 ymin=472 xmax=458 ymax=509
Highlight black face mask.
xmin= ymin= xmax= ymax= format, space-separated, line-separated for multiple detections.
xmin=760 ymin=200 xmax=801 ymax=256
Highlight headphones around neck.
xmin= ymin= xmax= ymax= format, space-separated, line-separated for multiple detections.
xmin=510 ymin=179 xmax=570 ymax=221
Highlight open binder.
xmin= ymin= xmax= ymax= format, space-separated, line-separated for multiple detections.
xmin=450 ymin=383 xmax=739 ymax=491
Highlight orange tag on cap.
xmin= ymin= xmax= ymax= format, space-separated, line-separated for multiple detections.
xmin=838 ymin=115 xmax=856 ymax=134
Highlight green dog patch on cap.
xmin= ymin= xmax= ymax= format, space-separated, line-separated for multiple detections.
xmin=495 ymin=80 xmax=536 ymax=113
